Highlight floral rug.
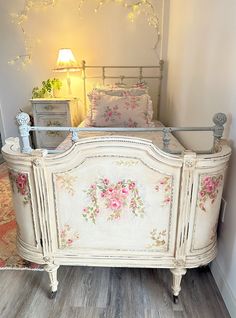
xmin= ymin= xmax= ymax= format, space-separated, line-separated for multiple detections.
xmin=0 ymin=163 xmax=42 ymax=270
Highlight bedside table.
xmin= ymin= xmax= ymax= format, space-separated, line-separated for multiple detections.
xmin=31 ymin=98 xmax=80 ymax=149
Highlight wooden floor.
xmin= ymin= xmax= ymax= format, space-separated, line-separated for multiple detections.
xmin=0 ymin=266 xmax=230 ymax=318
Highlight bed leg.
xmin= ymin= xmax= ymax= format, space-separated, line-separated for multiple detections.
xmin=45 ymin=264 xmax=59 ymax=299
xmin=170 ymin=268 xmax=187 ymax=304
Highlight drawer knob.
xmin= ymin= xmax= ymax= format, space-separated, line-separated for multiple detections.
xmin=44 ymin=105 xmax=54 ymax=111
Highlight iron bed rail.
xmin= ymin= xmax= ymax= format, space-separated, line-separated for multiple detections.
xmin=16 ymin=112 xmax=227 ymax=155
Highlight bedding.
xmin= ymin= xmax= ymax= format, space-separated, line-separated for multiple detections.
xmin=57 ymin=120 xmax=185 ymax=153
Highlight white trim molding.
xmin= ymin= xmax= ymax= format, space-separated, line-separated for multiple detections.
xmin=211 ymin=260 xmax=236 ymax=317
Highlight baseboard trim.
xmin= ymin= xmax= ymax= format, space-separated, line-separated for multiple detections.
xmin=211 ymin=260 xmax=236 ymax=318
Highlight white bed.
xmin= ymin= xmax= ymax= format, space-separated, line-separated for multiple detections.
xmin=2 ymin=63 xmax=231 ymax=302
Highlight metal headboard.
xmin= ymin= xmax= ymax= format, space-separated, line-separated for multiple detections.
xmin=80 ymin=60 xmax=164 ymax=119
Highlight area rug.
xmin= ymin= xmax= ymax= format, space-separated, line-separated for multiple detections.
xmin=0 ymin=163 xmax=42 ymax=270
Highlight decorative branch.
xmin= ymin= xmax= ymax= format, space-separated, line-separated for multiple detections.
xmin=9 ymin=0 xmax=160 ymax=68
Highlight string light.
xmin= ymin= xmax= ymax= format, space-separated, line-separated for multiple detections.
xmin=10 ymin=0 xmax=160 ymax=68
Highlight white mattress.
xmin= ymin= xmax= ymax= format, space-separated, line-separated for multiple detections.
xmin=57 ymin=120 xmax=185 ymax=153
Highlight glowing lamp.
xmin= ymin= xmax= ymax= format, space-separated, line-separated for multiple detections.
xmin=54 ymin=48 xmax=79 ymax=95
xmin=56 ymin=48 xmax=77 ymax=70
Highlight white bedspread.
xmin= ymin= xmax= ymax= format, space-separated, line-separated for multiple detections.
xmin=57 ymin=120 xmax=185 ymax=153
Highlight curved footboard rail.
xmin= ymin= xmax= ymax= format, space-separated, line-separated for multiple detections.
xmin=2 ymin=113 xmax=231 ymax=301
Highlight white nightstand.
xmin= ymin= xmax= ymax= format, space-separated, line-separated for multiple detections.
xmin=31 ymin=98 xmax=80 ymax=149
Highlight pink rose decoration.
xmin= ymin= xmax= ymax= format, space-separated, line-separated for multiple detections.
xmin=109 ymin=198 xmax=122 ymax=210
xmin=199 ymin=175 xmax=223 ymax=211
xmin=103 ymin=178 xmax=109 ymax=185
xmin=129 ymin=182 xmax=136 ymax=190
xmin=200 ymin=191 xmax=205 ymax=197
xmin=122 ymin=188 xmax=129 ymax=195
xmin=108 ymin=188 xmax=114 ymax=194
xmin=67 ymin=239 xmax=73 ymax=245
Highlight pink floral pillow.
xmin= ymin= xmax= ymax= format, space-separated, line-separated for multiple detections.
xmin=88 ymin=86 xmax=148 ymax=98
xmin=90 ymin=91 xmax=154 ymax=127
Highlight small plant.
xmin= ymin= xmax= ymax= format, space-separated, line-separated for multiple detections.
xmin=32 ymin=78 xmax=62 ymax=98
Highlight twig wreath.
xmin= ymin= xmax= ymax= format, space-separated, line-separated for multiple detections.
xmin=9 ymin=0 xmax=160 ymax=67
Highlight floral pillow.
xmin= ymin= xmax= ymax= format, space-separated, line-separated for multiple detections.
xmin=90 ymin=91 xmax=154 ymax=127
xmin=88 ymin=86 xmax=148 ymax=98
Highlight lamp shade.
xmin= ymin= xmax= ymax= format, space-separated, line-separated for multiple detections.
xmin=56 ymin=48 xmax=77 ymax=69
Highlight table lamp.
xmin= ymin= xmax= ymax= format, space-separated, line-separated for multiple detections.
xmin=54 ymin=48 xmax=79 ymax=95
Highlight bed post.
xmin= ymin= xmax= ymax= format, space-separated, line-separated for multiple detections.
xmin=16 ymin=112 xmax=32 ymax=153
xmin=212 ymin=113 xmax=227 ymax=151
xmin=157 ymin=59 xmax=164 ymax=119
xmin=82 ymin=60 xmax=87 ymax=110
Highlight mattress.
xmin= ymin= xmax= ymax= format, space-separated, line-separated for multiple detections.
xmin=57 ymin=120 xmax=185 ymax=153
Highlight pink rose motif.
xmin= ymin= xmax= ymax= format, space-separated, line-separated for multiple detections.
xmin=67 ymin=239 xmax=73 ymax=245
xmin=107 ymin=188 xmax=115 ymax=194
xmin=164 ymin=197 xmax=171 ymax=204
xmin=103 ymin=178 xmax=109 ymax=185
xmin=204 ymin=177 xmax=211 ymax=185
xmin=206 ymin=184 xmax=215 ymax=193
xmin=90 ymin=184 xmax=96 ymax=189
xmin=109 ymin=198 xmax=122 ymax=210
xmin=129 ymin=182 xmax=136 ymax=190
xmin=121 ymin=188 xmax=129 ymax=195
xmin=200 ymin=191 xmax=206 ymax=197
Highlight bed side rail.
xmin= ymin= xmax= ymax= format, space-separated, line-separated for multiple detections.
xmin=15 ymin=112 xmax=227 ymax=154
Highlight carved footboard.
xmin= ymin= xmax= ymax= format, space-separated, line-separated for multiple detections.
xmin=2 ymin=129 xmax=231 ymax=301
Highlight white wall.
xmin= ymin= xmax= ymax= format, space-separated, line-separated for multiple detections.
xmin=0 ymin=0 xmax=162 ymax=138
xmin=163 ymin=0 xmax=236 ymax=316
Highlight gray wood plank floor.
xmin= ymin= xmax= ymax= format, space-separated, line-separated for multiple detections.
xmin=0 ymin=266 xmax=230 ymax=318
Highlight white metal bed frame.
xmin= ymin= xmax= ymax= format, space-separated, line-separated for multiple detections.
xmin=56 ymin=60 xmax=164 ymax=118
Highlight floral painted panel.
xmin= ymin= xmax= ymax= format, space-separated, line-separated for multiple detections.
xmin=192 ymin=173 xmax=224 ymax=251
xmin=9 ymin=170 xmax=31 ymax=205
xmin=60 ymin=224 xmax=80 ymax=249
xmin=53 ymin=155 xmax=177 ymax=253
xmin=155 ymin=176 xmax=172 ymax=206
xmin=82 ymin=178 xmax=144 ymax=223
xmin=198 ymin=175 xmax=223 ymax=212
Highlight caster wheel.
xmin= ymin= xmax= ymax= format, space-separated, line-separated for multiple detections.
xmin=49 ymin=291 xmax=57 ymax=299
xmin=173 ymin=295 xmax=179 ymax=304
